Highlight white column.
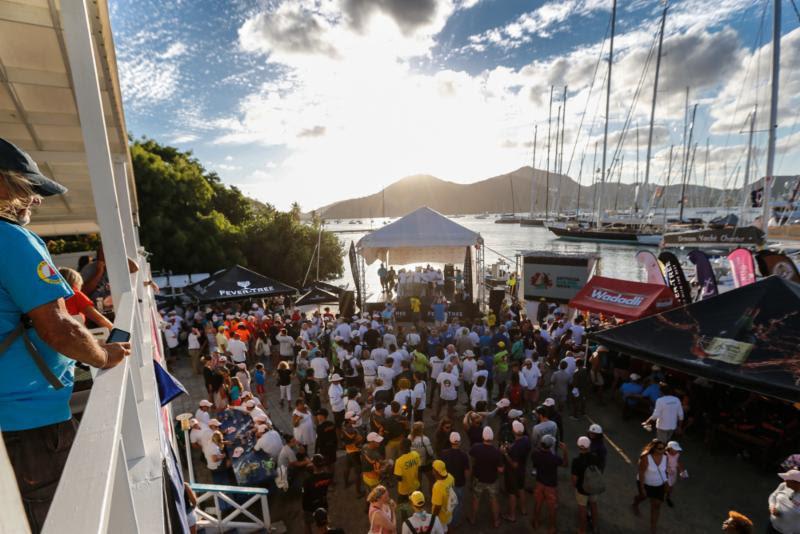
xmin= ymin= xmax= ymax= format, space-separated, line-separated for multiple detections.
xmin=113 ymin=159 xmax=140 ymax=255
xmin=60 ymin=0 xmax=132 ymax=307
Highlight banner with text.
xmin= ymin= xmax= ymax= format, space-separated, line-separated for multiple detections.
xmin=523 ymin=254 xmax=597 ymax=304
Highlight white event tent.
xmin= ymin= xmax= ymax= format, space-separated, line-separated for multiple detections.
xmin=356 ymin=207 xmax=485 ymax=302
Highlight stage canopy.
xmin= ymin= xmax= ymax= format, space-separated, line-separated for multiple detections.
xmin=184 ymin=265 xmax=296 ymax=302
xmin=357 ymin=207 xmax=482 ymax=265
xmin=295 ymin=287 xmax=340 ymax=306
xmin=591 ymin=276 xmax=800 ymax=403
xmin=569 ymin=276 xmax=676 ymax=321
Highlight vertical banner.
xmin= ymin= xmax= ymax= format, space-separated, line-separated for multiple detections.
xmin=348 ymin=241 xmax=362 ymax=311
xmin=636 ymin=250 xmax=666 ymax=285
xmin=463 ymin=246 xmax=473 ymax=301
xmin=755 ymin=250 xmax=800 ymax=283
xmin=728 ymin=248 xmax=757 ymax=288
xmin=688 ymin=250 xmax=719 ymax=300
xmin=658 ymin=251 xmax=691 ymax=304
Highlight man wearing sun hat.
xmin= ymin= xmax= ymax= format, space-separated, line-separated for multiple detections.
xmin=768 ymin=468 xmax=800 ymax=533
xmin=195 ymin=399 xmax=213 ymax=426
xmin=361 ymin=431 xmax=387 ymax=491
xmin=431 ymin=459 xmax=455 ymax=530
xmin=402 ymin=491 xmax=445 ymax=534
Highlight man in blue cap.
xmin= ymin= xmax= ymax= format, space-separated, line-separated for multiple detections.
xmin=0 ymin=138 xmax=131 ymax=532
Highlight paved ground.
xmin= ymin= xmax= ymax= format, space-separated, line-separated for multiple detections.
xmin=169 ymin=355 xmax=775 ymax=533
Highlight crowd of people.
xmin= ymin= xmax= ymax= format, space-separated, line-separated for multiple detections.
xmin=160 ymin=295 xmax=794 ymax=534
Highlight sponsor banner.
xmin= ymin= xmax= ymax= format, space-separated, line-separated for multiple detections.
xmin=522 ymin=254 xmax=595 ymax=303
xmin=636 ymin=250 xmax=666 ymax=285
xmin=688 ymin=250 xmax=718 ymax=300
xmin=728 ymin=248 xmax=756 ymax=288
xmin=219 ymin=286 xmax=276 ymax=297
xmin=349 ymin=241 xmax=362 ymax=310
xmin=755 ymin=251 xmax=800 ymax=283
xmin=658 ymin=251 xmax=691 ymax=304
xmin=589 ymin=287 xmax=646 ymax=308
xmin=703 ymin=337 xmax=754 ymax=365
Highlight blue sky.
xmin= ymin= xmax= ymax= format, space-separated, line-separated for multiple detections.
xmin=109 ymin=0 xmax=800 ymax=211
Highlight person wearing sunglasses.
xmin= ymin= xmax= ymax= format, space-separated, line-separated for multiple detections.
xmin=632 ymin=439 xmax=669 ymax=534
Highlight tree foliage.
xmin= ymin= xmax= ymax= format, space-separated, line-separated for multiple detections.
xmin=131 ymin=137 xmax=343 ymax=286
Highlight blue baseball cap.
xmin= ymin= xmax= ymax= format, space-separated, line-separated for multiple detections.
xmin=0 ymin=138 xmax=67 ymax=196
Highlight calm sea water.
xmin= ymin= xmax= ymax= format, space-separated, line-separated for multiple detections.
xmin=327 ymin=216 xmax=649 ymax=297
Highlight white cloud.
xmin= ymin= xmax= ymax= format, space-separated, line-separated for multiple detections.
xmin=160 ymin=41 xmax=187 ymax=59
xmin=120 ymin=57 xmax=180 ymax=107
xmin=225 ymin=155 xmax=234 ymax=161
xmin=171 ymin=133 xmax=199 ymax=144
xmin=216 ymin=163 xmax=242 ymax=171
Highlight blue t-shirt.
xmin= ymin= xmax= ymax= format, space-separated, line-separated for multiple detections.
xmin=431 ymin=303 xmax=446 ymax=322
xmin=641 ymin=384 xmax=661 ymax=404
xmin=619 ymin=382 xmax=644 ymax=406
xmin=0 ymin=221 xmax=74 ymax=431
xmin=254 ymin=369 xmax=266 ymax=385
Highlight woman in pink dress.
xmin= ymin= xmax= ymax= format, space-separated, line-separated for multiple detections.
xmin=367 ymin=485 xmax=396 ymax=534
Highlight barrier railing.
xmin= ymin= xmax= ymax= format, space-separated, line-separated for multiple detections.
xmin=190 ymin=483 xmax=271 ymax=532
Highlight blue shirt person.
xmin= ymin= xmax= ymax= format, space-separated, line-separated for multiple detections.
xmin=619 ymin=375 xmax=644 ymax=406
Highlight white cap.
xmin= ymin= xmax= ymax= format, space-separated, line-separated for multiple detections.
xmin=667 ymin=441 xmax=682 ymax=452
xmin=508 ymin=409 xmax=523 ymax=419
xmin=482 ymin=426 xmax=494 ymax=441
xmin=779 ymin=469 xmax=800 ymax=482
xmin=512 ymin=420 xmax=525 ymax=434
xmin=588 ymin=424 xmax=603 ymax=434
xmin=330 ymin=373 xmax=343 ymax=382
xmin=449 ymin=431 xmax=461 ymax=444
xmin=630 ymin=373 xmax=641 ymax=381
xmin=543 ymin=398 xmax=556 ymax=407
xmin=367 ymin=432 xmax=383 ymax=443
xmin=245 ymin=400 xmax=256 ymax=408
xmin=208 ymin=419 xmax=221 ymax=427
xmin=464 ymin=350 xmax=474 ymax=357
xmin=496 ymin=398 xmax=510 ymax=408
xmin=253 ymin=415 xmax=268 ymax=423
xmin=577 ymin=436 xmax=591 ymax=448
xmin=199 ymin=400 xmax=213 ymax=407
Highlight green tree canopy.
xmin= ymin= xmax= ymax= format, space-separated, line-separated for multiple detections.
xmin=130 ymin=137 xmax=343 ymax=286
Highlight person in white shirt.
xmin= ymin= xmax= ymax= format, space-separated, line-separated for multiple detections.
xmin=275 ymin=328 xmax=295 ymax=362
xmin=643 ymin=384 xmax=684 ymax=443
xmin=187 ymin=328 xmax=203 ymax=374
xmin=163 ymin=325 xmax=179 ymax=357
xmin=371 ymin=346 xmax=389 ymax=366
xmin=328 ymin=374 xmax=346 ymax=427
xmin=361 ymin=353 xmax=378 ymax=390
xmin=195 ymin=400 xmax=212 ymax=426
xmin=292 ymin=399 xmax=317 ymax=454
xmin=242 ymin=399 xmax=269 ymax=423
xmin=768 ymin=469 xmax=800 ymax=534
xmin=377 ymin=359 xmax=396 ymax=387
xmin=310 ymin=354 xmax=330 ymax=387
xmin=571 ymin=316 xmax=586 ymax=346
xmin=406 ymin=328 xmax=421 ymax=348
xmin=334 ymin=319 xmax=351 ymax=343
xmin=383 ymin=328 xmax=397 ymax=350
xmin=520 ymin=358 xmax=542 ymax=407
xmin=461 ymin=350 xmax=478 ymax=405
xmin=411 ymin=371 xmax=427 ymax=422
xmin=435 ymin=364 xmax=459 ymax=419
xmin=560 ymin=351 xmax=577 ymax=378
xmin=189 ymin=419 xmax=212 ymax=449
xmin=429 ymin=352 xmax=446 ymax=383
xmin=470 ymin=374 xmax=488 ymax=409
xmin=343 ymin=391 xmax=364 ymax=427
xmin=227 ymin=333 xmax=248 ymax=364
xmin=254 ymin=424 xmax=284 ymax=458
xmin=402 ymin=491 xmax=445 ymax=534
xmin=235 ymin=363 xmax=251 ymax=392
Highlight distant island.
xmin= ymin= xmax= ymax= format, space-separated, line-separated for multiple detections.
xmin=313 ymin=166 xmax=773 ymax=220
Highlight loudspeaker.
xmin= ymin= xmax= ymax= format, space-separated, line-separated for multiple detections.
xmin=489 ymin=289 xmax=505 ymax=317
xmin=444 ymin=280 xmax=455 ymax=300
xmin=339 ymin=290 xmax=355 ymax=318
xmin=444 ymin=264 xmax=455 ymax=279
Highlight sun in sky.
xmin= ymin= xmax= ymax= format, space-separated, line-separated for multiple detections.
xmin=110 ymin=0 xmax=800 ymax=212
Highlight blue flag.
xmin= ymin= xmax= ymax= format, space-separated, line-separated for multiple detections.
xmin=154 ymin=361 xmax=187 ymax=407
xmin=688 ymin=250 xmax=718 ymax=301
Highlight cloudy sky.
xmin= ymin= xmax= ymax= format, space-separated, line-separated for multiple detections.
xmin=109 ymin=0 xmax=800 ymax=212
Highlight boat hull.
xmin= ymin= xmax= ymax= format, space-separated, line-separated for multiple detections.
xmin=661 ymin=226 xmax=765 ymax=249
xmin=547 ymin=225 xmax=658 ymax=245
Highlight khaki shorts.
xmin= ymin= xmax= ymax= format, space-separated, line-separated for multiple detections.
xmin=575 ymin=491 xmax=597 ymax=507
xmin=472 ymin=478 xmax=499 ymax=499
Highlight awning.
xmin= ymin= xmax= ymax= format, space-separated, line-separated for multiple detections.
xmin=183 ymin=265 xmax=296 ymax=302
xmin=295 ymin=287 xmax=339 ymax=306
xmin=357 ymin=206 xmax=481 ymax=265
xmin=590 ymin=276 xmax=800 ymax=403
xmin=569 ymin=276 xmax=677 ymax=320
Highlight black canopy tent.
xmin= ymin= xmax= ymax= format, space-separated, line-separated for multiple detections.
xmin=183 ymin=265 xmax=297 ymax=303
xmin=590 ymin=276 xmax=800 ymax=403
xmin=295 ymin=286 xmax=340 ymax=306
xmin=301 ymin=280 xmax=345 ymax=296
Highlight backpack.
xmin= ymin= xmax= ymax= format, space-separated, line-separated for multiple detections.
xmin=403 ymin=513 xmax=437 ymax=534
xmin=582 ymin=464 xmax=606 ymax=495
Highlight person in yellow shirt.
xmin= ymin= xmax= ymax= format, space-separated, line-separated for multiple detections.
xmin=215 ymin=326 xmax=229 ymax=354
xmin=409 ymin=296 xmax=422 ymax=324
xmin=431 ymin=460 xmax=455 ymax=529
xmin=394 ymin=439 xmax=421 ymax=521
xmin=487 ymin=310 xmax=497 ymax=328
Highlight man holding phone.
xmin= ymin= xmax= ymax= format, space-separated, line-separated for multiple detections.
xmin=0 ymin=138 xmax=131 ymax=532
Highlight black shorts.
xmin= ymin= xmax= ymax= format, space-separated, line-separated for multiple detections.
xmin=640 ymin=482 xmax=666 ymax=501
xmin=505 ymin=469 xmax=525 ymax=493
xmin=333 ymin=410 xmax=345 ymax=428
xmin=347 ymin=452 xmax=361 ymax=468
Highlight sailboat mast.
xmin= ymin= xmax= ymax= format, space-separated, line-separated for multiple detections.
xmin=679 ymin=103 xmax=698 ymax=222
xmin=614 ymin=155 xmax=624 ymax=211
xmin=546 ymin=86 xmax=554 ymax=221
xmin=591 ymin=141 xmax=599 ymax=221
xmin=662 ymin=145 xmax=674 ymax=229
xmin=530 ymin=124 xmax=538 ymax=218
xmin=554 ymin=104 xmax=562 ymax=217
xmin=576 ymin=153 xmax=585 ymax=217
xmin=763 ymin=0 xmax=781 ymax=237
xmin=702 ymin=138 xmax=710 ymax=207
xmin=554 ymin=86 xmax=568 ymax=218
xmin=597 ymin=0 xmax=617 ymax=227
xmin=742 ymin=106 xmax=757 ymax=223
xmin=642 ymin=4 xmax=668 ymax=218
xmin=635 ymin=120 xmax=640 ymax=215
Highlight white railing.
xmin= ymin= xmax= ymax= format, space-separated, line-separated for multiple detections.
xmin=190 ymin=483 xmax=271 ymax=532
xmin=42 ymin=264 xmax=166 ymax=534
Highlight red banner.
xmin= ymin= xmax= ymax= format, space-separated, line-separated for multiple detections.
xmin=728 ymin=248 xmax=756 ymax=288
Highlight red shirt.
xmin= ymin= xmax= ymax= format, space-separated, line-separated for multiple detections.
xmin=65 ymin=289 xmax=93 ymax=319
